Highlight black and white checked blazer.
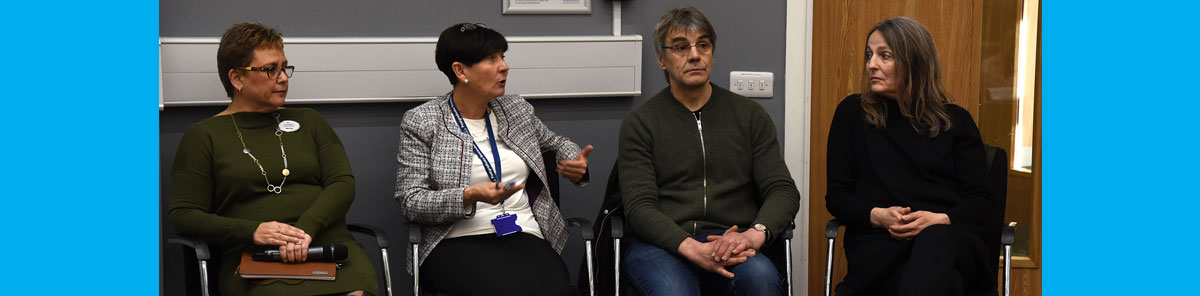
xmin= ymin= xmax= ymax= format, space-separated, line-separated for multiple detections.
xmin=394 ymin=93 xmax=588 ymax=273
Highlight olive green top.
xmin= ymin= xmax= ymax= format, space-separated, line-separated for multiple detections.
xmin=169 ymin=108 xmax=377 ymax=295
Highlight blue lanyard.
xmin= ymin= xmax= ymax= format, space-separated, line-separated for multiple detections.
xmin=448 ymin=96 xmax=502 ymax=183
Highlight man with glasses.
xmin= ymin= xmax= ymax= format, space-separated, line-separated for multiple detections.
xmin=617 ymin=6 xmax=799 ymax=296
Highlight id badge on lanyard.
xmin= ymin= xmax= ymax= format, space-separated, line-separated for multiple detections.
xmin=491 ymin=213 xmax=522 ymax=236
xmin=449 ymin=97 xmax=523 ymax=237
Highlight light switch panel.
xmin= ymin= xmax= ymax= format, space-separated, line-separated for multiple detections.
xmin=729 ymin=71 xmax=773 ymax=98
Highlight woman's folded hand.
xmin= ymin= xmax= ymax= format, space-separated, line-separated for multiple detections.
xmin=279 ymin=233 xmax=313 ymax=263
xmin=888 ymin=211 xmax=950 ymax=240
xmin=253 ymin=221 xmax=307 ymax=246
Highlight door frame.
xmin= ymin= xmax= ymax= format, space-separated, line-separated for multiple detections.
xmin=784 ymin=0 xmax=814 ymax=294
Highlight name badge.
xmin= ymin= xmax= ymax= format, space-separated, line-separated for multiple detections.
xmin=491 ymin=213 xmax=522 ymax=237
xmin=279 ymin=120 xmax=301 ymax=132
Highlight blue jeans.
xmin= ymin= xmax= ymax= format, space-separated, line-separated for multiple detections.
xmin=623 ymin=231 xmax=784 ymax=296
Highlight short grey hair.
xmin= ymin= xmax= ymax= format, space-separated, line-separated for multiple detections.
xmin=652 ymin=5 xmax=717 ymax=82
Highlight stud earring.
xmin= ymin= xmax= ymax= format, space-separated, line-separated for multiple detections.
xmin=463 ymin=79 xmax=469 ymax=84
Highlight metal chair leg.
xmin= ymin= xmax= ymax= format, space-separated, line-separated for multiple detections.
xmin=785 ymin=239 xmax=793 ymax=296
xmin=379 ymin=248 xmax=393 ymax=296
xmin=585 ymin=240 xmax=596 ymax=296
xmin=1001 ymin=221 xmax=1017 ymax=296
xmin=1004 ymin=245 xmax=1011 ymax=296
xmin=824 ymin=237 xmax=834 ymax=296
xmin=198 ymin=260 xmax=210 ymax=296
xmin=614 ymin=238 xmax=621 ymax=296
xmin=412 ymin=243 xmax=420 ymax=296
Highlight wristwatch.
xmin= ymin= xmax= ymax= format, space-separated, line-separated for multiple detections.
xmin=752 ymin=223 xmax=770 ymax=239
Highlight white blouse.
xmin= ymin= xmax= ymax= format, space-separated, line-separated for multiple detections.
xmin=445 ymin=112 xmax=544 ymax=239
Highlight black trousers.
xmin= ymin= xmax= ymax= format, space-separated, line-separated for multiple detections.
xmin=837 ymin=224 xmax=996 ymax=296
xmin=420 ymin=232 xmax=575 ymax=296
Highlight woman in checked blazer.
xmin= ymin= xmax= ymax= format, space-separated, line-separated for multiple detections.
xmin=393 ymin=23 xmax=593 ymax=296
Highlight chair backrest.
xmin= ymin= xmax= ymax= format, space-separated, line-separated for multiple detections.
xmin=577 ymin=161 xmax=625 ymax=296
xmin=176 ymin=243 xmax=224 ymax=296
xmin=983 ymin=144 xmax=1009 ymax=275
xmin=543 ymin=151 xmax=561 ymax=205
xmin=596 ymin=161 xmax=624 ymax=226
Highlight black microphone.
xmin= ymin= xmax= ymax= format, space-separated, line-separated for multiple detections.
xmin=252 ymin=244 xmax=348 ymax=262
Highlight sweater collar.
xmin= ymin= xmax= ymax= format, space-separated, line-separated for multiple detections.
xmin=659 ymin=82 xmax=728 ymax=113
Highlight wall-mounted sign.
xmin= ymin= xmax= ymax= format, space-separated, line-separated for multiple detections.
xmin=503 ymin=0 xmax=591 ymax=14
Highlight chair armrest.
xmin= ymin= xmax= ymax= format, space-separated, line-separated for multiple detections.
xmin=347 ymin=223 xmax=391 ymax=248
xmin=1001 ymin=222 xmax=1017 ymax=245
xmin=566 ymin=217 xmax=595 ymax=240
xmin=407 ymin=223 xmax=422 ymax=244
xmin=167 ymin=236 xmax=211 ymax=261
xmin=610 ymin=215 xmax=624 ymax=239
xmin=825 ymin=219 xmax=842 ymax=239
xmin=779 ymin=221 xmax=796 ymax=240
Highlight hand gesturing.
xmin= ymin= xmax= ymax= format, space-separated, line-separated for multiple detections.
xmin=557 ymin=145 xmax=593 ymax=182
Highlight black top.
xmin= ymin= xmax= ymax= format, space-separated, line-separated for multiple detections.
xmin=825 ymin=94 xmax=994 ymax=231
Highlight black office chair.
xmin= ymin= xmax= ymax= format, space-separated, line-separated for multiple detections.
xmin=407 ymin=151 xmax=596 ymax=296
xmin=583 ymin=162 xmax=799 ymax=296
xmin=823 ymin=144 xmax=1016 ymax=296
xmin=167 ymin=223 xmax=396 ymax=296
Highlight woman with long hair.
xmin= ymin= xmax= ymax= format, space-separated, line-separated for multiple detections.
xmin=826 ymin=17 xmax=997 ymax=296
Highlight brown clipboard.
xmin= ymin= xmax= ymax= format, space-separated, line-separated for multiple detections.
xmin=236 ymin=251 xmax=336 ymax=281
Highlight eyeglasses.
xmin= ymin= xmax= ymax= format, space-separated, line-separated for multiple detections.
xmin=662 ymin=42 xmax=713 ymax=55
xmin=460 ymin=23 xmax=489 ymax=32
xmin=235 ymin=65 xmax=295 ymax=79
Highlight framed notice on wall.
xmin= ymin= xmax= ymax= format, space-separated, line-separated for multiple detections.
xmin=503 ymin=0 xmax=591 ymax=14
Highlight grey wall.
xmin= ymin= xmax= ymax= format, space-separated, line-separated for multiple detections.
xmin=160 ymin=1 xmax=787 ymax=295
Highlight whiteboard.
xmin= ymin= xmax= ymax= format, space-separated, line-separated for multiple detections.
xmin=159 ymin=35 xmax=642 ymax=107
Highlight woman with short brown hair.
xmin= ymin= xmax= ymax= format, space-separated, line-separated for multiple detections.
xmin=169 ymin=22 xmax=378 ymax=296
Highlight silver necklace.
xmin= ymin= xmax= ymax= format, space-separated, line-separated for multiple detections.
xmin=231 ymin=112 xmax=290 ymax=194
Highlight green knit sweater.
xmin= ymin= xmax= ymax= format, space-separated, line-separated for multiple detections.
xmin=169 ymin=108 xmax=377 ymax=295
xmin=618 ymin=84 xmax=801 ymax=255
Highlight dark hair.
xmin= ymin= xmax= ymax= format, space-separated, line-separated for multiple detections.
xmin=653 ymin=6 xmax=717 ymax=82
xmin=435 ymin=23 xmax=509 ymax=85
xmin=860 ymin=17 xmax=953 ymax=137
xmin=217 ymin=22 xmax=284 ymax=98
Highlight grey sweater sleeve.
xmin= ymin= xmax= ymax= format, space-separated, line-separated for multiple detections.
xmin=618 ymin=113 xmax=692 ymax=255
xmin=746 ymin=103 xmax=802 ymax=244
